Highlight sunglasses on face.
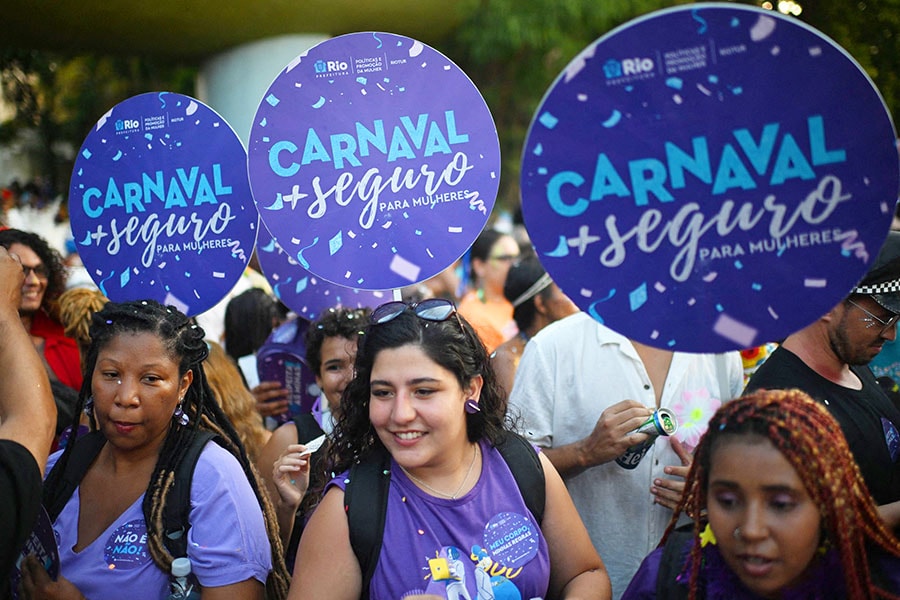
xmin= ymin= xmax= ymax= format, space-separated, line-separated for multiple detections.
xmin=848 ymin=298 xmax=900 ymax=335
xmin=22 ymin=264 xmax=50 ymax=280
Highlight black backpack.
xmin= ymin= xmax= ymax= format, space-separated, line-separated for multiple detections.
xmin=44 ymin=430 xmax=217 ymax=559
xmin=283 ymin=413 xmax=327 ymax=567
xmin=343 ymin=430 xmax=545 ymax=599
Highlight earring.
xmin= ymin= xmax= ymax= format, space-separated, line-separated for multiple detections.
xmin=83 ymin=396 xmax=94 ymax=417
xmin=465 ymin=398 xmax=481 ymax=414
xmin=173 ymin=402 xmax=189 ymax=426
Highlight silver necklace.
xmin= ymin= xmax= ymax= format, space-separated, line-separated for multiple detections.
xmin=399 ymin=444 xmax=479 ymax=499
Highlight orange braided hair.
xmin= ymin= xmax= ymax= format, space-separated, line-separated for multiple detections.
xmin=661 ymin=388 xmax=900 ymax=600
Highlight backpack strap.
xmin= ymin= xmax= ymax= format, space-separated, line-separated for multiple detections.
xmin=495 ymin=430 xmax=545 ymax=525
xmin=345 ymin=432 xmax=546 ymax=598
xmin=656 ymin=524 xmax=694 ymax=600
xmin=162 ymin=430 xmax=217 ymax=558
xmin=293 ymin=412 xmax=325 ymax=444
xmin=345 ymin=446 xmax=391 ymax=600
xmin=44 ymin=431 xmax=107 ymax=523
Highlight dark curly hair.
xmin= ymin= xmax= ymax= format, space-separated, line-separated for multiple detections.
xmin=303 ymin=306 xmax=370 ymax=376
xmin=0 ymin=228 xmax=67 ymax=318
xmin=42 ymin=299 xmax=290 ymax=598
xmin=320 ymin=303 xmax=510 ymax=488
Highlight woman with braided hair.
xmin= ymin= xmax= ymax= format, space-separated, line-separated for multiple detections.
xmin=622 ymin=388 xmax=900 ymax=599
xmin=18 ymin=299 xmax=290 ymax=600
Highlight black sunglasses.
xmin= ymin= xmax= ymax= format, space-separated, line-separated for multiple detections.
xmin=372 ymin=298 xmax=458 ymax=324
xmin=371 ymin=298 xmax=481 ymax=349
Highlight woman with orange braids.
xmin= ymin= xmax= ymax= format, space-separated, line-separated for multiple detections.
xmin=622 ymin=388 xmax=900 ymax=599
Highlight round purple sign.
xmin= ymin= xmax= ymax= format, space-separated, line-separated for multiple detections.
xmin=256 ymin=224 xmax=388 ymax=319
xmin=69 ymin=92 xmax=258 ymax=316
xmin=521 ymin=4 xmax=898 ymax=352
xmin=248 ymin=32 xmax=500 ymax=291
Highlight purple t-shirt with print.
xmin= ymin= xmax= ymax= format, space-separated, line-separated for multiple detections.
xmin=330 ymin=439 xmax=551 ymax=599
xmin=45 ymin=442 xmax=271 ymax=600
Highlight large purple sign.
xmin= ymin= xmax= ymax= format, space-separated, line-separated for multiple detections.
xmin=248 ymin=32 xmax=500 ymax=291
xmin=69 ymin=92 xmax=257 ymax=316
xmin=521 ymin=4 xmax=899 ymax=352
xmin=256 ymin=225 xmax=388 ymax=319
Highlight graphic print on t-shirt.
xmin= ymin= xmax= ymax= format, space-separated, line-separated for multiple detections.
xmin=102 ymin=520 xmax=150 ymax=569
xmin=407 ymin=512 xmax=542 ymax=600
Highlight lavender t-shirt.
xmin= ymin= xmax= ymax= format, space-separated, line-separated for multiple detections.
xmin=46 ymin=442 xmax=271 ymax=600
xmin=330 ymin=439 xmax=551 ymax=599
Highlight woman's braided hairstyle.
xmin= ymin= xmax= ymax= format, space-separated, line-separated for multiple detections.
xmin=662 ymin=388 xmax=900 ymax=600
xmin=42 ymin=299 xmax=290 ymax=598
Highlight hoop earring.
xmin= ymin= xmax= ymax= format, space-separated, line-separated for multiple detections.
xmin=465 ymin=398 xmax=481 ymax=414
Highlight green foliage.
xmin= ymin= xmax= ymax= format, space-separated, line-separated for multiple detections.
xmin=0 ymin=49 xmax=196 ymax=197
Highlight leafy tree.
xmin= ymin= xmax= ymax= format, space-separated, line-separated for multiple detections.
xmin=0 ymin=49 xmax=195 ymax=198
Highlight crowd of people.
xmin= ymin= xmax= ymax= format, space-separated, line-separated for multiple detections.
xmin=2 ymin=218 xmax=900 ymax=600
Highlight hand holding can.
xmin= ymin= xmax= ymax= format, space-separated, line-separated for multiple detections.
xmin=615 ymin=408 xmax=678 ymax=469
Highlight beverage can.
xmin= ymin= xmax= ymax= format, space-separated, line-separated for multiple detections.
xmin=615 ymin=408 xmax=678 ymax=469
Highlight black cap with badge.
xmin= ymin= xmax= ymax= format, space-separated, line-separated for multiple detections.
xmin=853 ymin=230 xmax=900 ymax=314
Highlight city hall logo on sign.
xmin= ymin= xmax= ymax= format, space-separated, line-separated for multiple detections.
xmin=314 ymin=59 xmax=350 ymax=78
xmin=114 ymin=118 xmax=140 ymax=135
xmin=603 ymin=57 xmax=656 ymax=84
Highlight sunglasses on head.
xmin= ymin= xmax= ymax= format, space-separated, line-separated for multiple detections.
xmin=371 ymin=298 xmax=458 ymax=324
xmin=371 ymin=298 xmax=481 ymax=349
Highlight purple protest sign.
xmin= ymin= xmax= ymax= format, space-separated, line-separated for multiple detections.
xmin=256 ymin=224 xmax=388 ymax=319
xmin=69 ymin=92 xmax=258 ymax=316
xmin=10 ymin=506 xmax=59 ymax=599
xmin=247 ymin=32 xmax=500 ymax=291
xmin=521 ymin=4 xmax=899 ymax=352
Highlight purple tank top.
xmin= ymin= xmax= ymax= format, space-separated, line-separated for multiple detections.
xmin=330 ymin=438 xmax=551 ymax=599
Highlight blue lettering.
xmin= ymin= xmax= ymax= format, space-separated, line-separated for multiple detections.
xmin=176 ymin=167 xmax=199 ymax=198
xmin=301 ymin=129 xmax=329 ymax=165
xmin=212 ymin=163 xmax=232 ymax=195
xmin=629 ymin=159 xmax=673 ymax=206
xmin=356 ymin=120 xmax=386 ymax=157
xmin=194 ymin=175 xmax=217 ymax=206
xmin=666 ymin=138 xmax=711 ymax=190
xmin=165 ymin=177 xmax=187 ymax=209
xmin=808 ymin=115 xmax=846 ymax=165
xmin=712 ymin=145 xmax=756 ymax=194
xmin=143 ymin=171 xmax=165 ymax=204
xmin=445 ymin=110 xmax=469 ymax=144
xmin=83 ymin=188 xmax=102 ymax=218
xmin=388 ymin=126 xmax=416 ymax=162
xmin=733 ymin=123 xmax=779 ymax=175
xmin=423 ymin=121 xmax=452 ymax=157
xmin=548 ymin=171 xmax=588 ymax=217
xmin=270 ymin=140 xmax=300 ymax=177
xmin=770 ymin=133 xmax=815 ymax=185
xmin=331 ymin=133 xmax=361 ymax=170
xmin=104 ymin=178 xmax=124 ymax=211
xmin=123 ymin=182 xmax=144 ymax=214
xmin=400 ymin=114 xmax=428 ymax=148
xmin=589 ymin=154 xmax=630 ymax=202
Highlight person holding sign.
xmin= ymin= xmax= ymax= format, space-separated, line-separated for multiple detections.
xmin=258 ymin=306 xmax=369 ymax=568
xmin=0 ymin=245 xmax=56 ymax=590
xmin=289 ymin=299 xmax=610 ymax=599
xmin=509 ymin=314 xmax=743 ymax=599
xmin=745 ymin=231 xmax=900 ymax=532
xmin=622 ymin=389 xmax=900 ymax=599
xmin=21 ymin=300 xmax=290 ymax=600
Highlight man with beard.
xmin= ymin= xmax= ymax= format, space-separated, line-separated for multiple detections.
xmin=745 ymin=230 xmax=900 ymax=531
xmin=0 ymin=229 xmax=82 ymax=422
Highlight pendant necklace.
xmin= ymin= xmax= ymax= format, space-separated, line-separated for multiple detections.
xmin=399 ymin=444 xmax=479 ymax=499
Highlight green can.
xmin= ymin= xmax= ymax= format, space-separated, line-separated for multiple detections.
xmin=616 ymin=408 xmax=678 ymax=469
